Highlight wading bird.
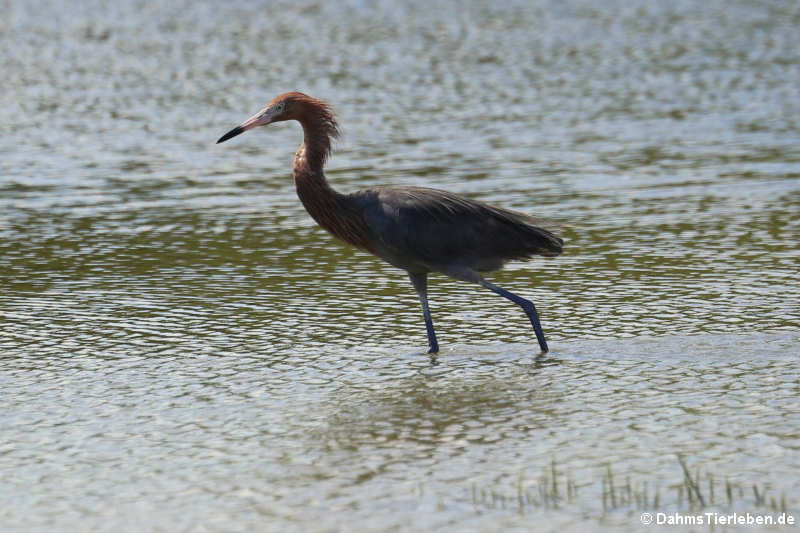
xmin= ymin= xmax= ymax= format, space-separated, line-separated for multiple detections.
xmin=217 ymin=92 xmax=563 ymax=354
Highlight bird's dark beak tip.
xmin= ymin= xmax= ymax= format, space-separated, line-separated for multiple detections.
xmin=217 ymin=125 xmax=245 ymax=144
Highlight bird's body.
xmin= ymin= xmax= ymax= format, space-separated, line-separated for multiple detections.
xmin=218 ymin=92 xmax=563 ymax=354
xmin=342 ymin=186 xmax=562 ymax=274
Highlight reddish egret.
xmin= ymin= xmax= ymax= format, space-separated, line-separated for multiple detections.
xmin=217 ymin=92 xmax=563 ymax=354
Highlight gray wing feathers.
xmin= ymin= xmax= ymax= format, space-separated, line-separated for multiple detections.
xmin=357 ymin=186 xmax=563 ymax=273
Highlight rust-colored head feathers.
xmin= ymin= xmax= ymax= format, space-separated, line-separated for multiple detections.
xmin=275 ymin=92 xmax=340 ymax=166
xmin=272 ymin=92 xmax=341 ymax=140
xmin=217 ymin=91 xmax=340 ymax=162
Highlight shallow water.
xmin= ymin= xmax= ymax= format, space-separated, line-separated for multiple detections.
xmin=1 ymin=0 xmax=799 ymax=531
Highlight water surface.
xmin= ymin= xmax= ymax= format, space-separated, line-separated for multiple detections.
xmin=1 ymin=1 xmax=799 ymax=531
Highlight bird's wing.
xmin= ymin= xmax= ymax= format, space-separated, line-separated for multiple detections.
xmin=356 ymin=186 xmax=563 ymax=272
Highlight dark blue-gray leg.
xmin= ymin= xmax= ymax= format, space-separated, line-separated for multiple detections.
xmin=409 ymin=272 xmax=439 ymax=353
xmin=481 ymin=280 xmax=550 ymax=353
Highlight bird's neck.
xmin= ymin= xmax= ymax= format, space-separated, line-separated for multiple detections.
xmin=292 ymin=117 xmax=340 ymax=214
xmin=292 ymin=119 xmax=375 ymax=254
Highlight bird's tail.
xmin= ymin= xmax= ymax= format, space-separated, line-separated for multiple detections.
xmin=493 ymin=207 xmax=564 ymax=258
xmin=526 ymin=225 xmax=563 ymax=257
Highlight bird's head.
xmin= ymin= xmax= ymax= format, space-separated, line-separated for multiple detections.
xmin=216 ymin=92 xmax=338 ymax=144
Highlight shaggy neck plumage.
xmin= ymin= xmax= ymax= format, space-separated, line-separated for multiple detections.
xmin=293 ymin=111 xmax=340 ymax=206
xmin=298 ymin=113 xmax=337 ymax=171
xmin=291 ymin=105 xmax=374 ymax=253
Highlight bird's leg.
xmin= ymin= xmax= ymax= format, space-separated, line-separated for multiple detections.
xmin=409 ymin=272 xmax=439 ymax=354
xmin=440 ymin=267 xmax=551 ymax=354
xmin=480 ymin=280 xmax=549 ymax=353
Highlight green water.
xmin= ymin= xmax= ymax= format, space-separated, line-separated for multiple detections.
xmin=1 ymin=1 xmax=799 ymax=531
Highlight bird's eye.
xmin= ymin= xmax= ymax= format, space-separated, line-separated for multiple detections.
xmin=275 ymin=103 xmax=285 ymax=113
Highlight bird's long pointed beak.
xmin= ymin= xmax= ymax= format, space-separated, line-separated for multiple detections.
xmin=216 ymin=107 xmax=273 ymax=144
